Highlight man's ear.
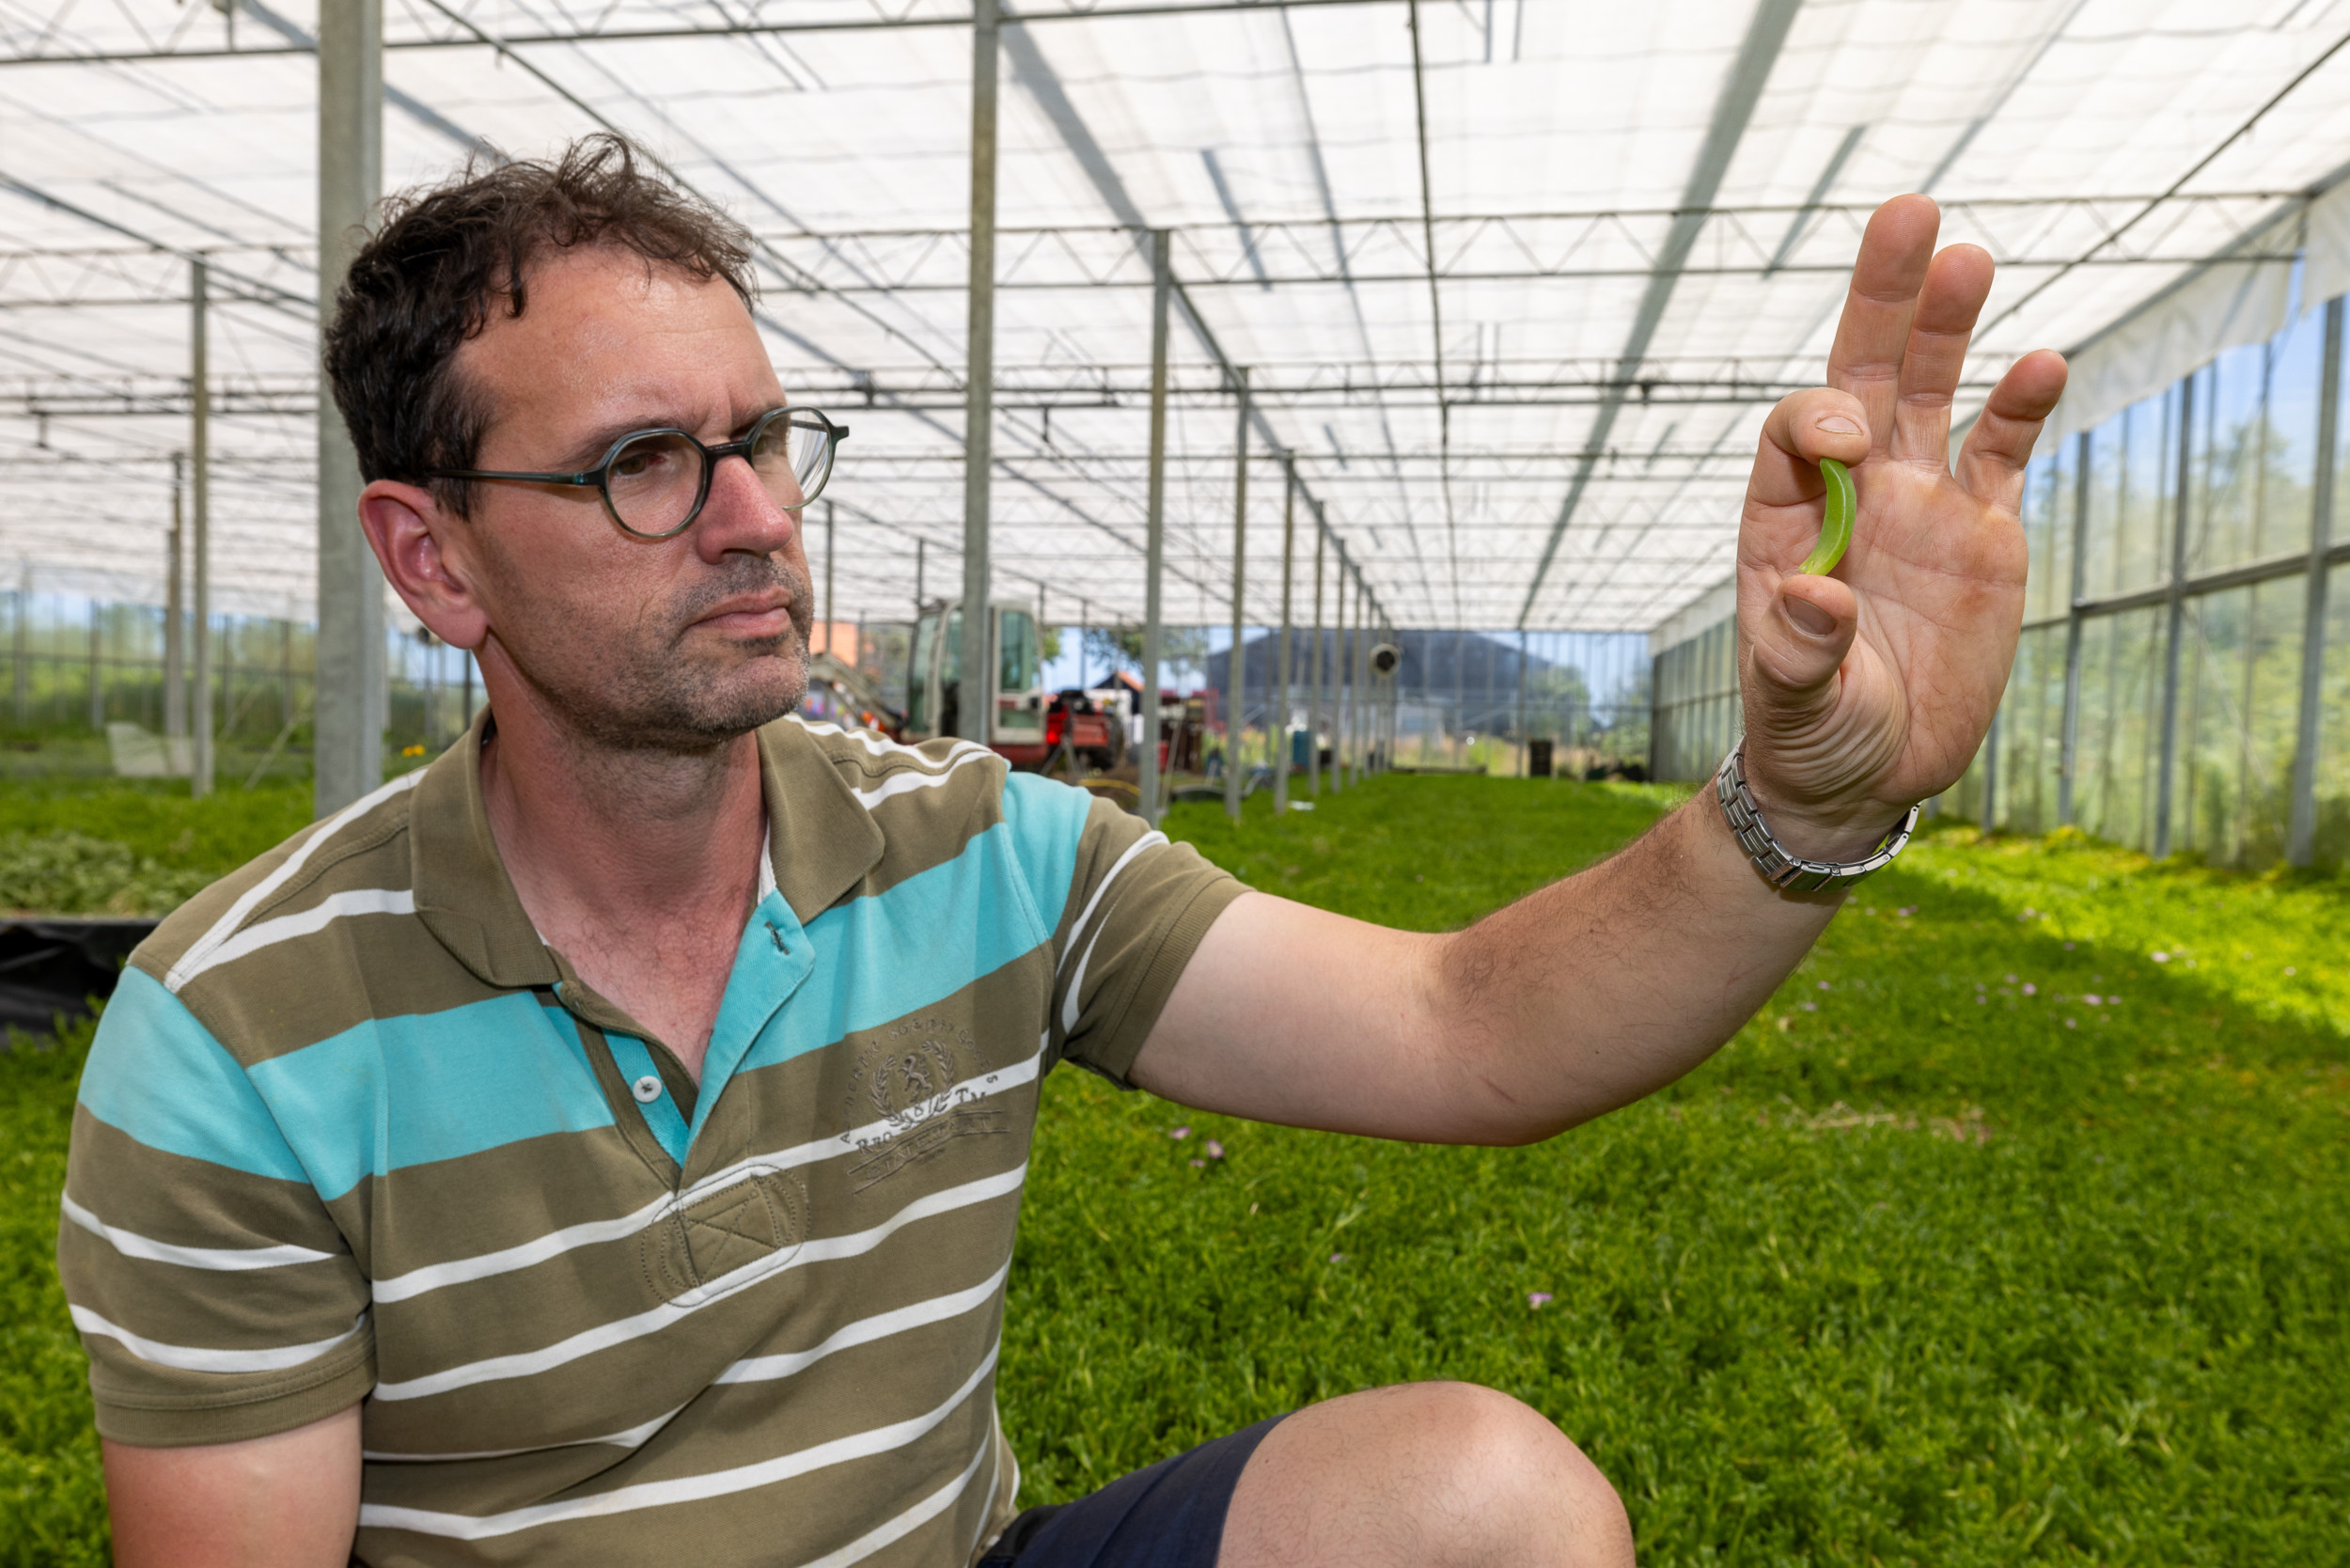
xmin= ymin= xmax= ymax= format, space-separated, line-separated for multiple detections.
xmin=357 ymin=479 xmax=492 ymax=652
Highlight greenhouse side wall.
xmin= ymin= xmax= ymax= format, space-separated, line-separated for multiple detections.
xmin=1649 ymin=284 xmax=2350 ymax=870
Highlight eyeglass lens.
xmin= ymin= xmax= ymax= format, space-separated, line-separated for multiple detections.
xmin=603 ymin=415 xmax=835 ymax=537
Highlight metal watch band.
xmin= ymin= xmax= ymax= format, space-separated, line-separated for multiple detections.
xmin=1714 ymin=739 xmax=1920 ymax=894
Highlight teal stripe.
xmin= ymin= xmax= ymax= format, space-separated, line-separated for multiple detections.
xmin=603 ymin=1033 xmax=690 ymax=1166
xmin=1000 ymin=773 xmax=1089 ymax=937
xmin=737 ymin=816 xmax=1066 ymax=1076
xmin=243 ymin=994 xmax=614 ymax=1200
xmin=77 ymin=967 xmax=310 ymax=1184
xmin=82 ymin=782 xmax=1097 ymax=1184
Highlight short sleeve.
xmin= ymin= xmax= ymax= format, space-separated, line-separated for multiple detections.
xmin=56 ymin=967 xmax=374 ymax=1447
xmin=1032 ymin=792 xmax=1246 ymax=1085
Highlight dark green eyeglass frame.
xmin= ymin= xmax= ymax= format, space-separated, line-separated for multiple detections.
xmin=426 ymin=406 xmax=849 ymax=541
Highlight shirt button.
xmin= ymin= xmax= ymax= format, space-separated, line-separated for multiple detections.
xmin=631 ymin=1074 xmax=663 ymax=1104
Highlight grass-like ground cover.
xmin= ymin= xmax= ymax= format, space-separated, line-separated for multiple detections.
xmin=1 ymin=773 xmax=2343 ymax=1563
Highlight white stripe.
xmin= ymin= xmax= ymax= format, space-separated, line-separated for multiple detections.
xmin=365 ymin=1403 xmax=687 ymax=1464
xmin=715 ymin=1259 xmax=1009 ymax=1387
xmin=792 ymin=717 xmax=991 ymax=770
xmin=1056 ymin=829 xmax=1167 ymax=1037
xmin=371 ymin=1044 xmax=1044 ymax=1304
xmin=168 ymin=887 xmax=416 ymax=992
xmin=372 ymin=1197 xmax=672 ymax=1305
xmin=1057 ymin=829 xmax=1167 ymax=981
xmin=369 ymin=1262 xmax=1010 ymax=1463
xmin=70 ymin=1305 xmax=365 ymax=1375
xmin=165 ymin=769 xmax=426 ymax=993
xmin=848 ymin=748 xmax=998 ymax=808
xmin=61 ymin=1192 xmax=338 ymax=1273
xmin=361 ymin=1340 xmax=999 ymax=1540
xmin=372 ymin=1166 xmax=1026 ymax=1402
xmin=791 ymin=1428 xmax=995 ymax=1568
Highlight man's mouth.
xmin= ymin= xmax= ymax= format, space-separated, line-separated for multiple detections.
xmin=694 ymin=591 xmax=797 ymax=640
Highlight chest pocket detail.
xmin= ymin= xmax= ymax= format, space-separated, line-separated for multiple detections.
xmin=642 ymin=1165 xmax=807 ymax=1306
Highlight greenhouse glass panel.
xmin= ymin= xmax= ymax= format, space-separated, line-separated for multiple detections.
xmin=2073 ymin=605 xmax=2168 ymax=854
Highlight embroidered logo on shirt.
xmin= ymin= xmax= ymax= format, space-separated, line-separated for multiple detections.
xmin=838 ymin=1022 xmax=1010 ymax=1192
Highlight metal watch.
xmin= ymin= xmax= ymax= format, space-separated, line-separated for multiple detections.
xmin=1714 ymin=739 xmax=1919 ymax=894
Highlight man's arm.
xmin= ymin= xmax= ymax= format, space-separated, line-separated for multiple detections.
xmin=1131 ymin=195 xmax=2067 ymax=1145
xmin=103 ymin=1405 xmax=361 ymax=1568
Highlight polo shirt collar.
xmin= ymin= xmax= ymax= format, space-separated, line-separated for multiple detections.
xmin=411 ymin=709 xmax=886 ymax=993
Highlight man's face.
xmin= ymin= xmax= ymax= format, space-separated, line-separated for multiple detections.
xmin=445 ymin=245 xmax=812 ymax=752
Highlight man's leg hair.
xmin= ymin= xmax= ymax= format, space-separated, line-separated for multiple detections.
xmin=1217 ymin=1382 xmax=1634 ymax=1568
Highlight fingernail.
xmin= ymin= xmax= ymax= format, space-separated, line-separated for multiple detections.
xmin=1784 ymin=595 xmax=1836 ymax=636
xmin=1817 ymin=416 xmax=1860 ymax=435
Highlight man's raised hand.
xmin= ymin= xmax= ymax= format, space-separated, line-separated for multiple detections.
xmin=1733 ymin=194 xmax=2070 ymax=861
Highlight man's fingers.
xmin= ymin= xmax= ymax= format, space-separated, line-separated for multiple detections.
xmin=1825 ymin=196 xmax=1939 ymax=451
xmin=1888 ymin=244 xmax=1994 ymax=465
xmin=1753 ymin=387 xmax=1872 ymax=510
xmin=1955 ymin=350 xmax=2070 ymax=513
xmin=1747 ymin=572 xmax=1858 ymax=720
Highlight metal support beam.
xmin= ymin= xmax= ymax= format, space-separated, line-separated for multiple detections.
xmin=1138 ymin=229 xmax=1171 ymax=824
xmin=1308 ymin=519 xmax=1324 ymax=797
xmin=1225 ymin=368 xmax=1250 ymax=821
xmin=1515 ymin=628 xmax=1528 ymax=776
xmin=2289 ymin=296 xmax=2344 ymax=866
xmin=1980 ymin=708 xmax=1999 ymax=833
xmin=314 ymin=0 xmax=384 ymax=815
xmin=2154 ymin=376 xmax=2194 ymax=860
xmin=1329 ymin=567 xmax=1347 ymax=792
xmin=191 ymin=257 xmax=213 ymax=797
xmin=957 ymin=0 xmax=1000 ymax=745
xmin=165 ymin=453 xmax=186 ymax=742
xmin=2057 ymin=430 xmax=2091 ymax=824
xmin=822 ymin=499 xmax=837 ymax=658
xmin=1274 ymin=459 xmax=1295 ymax=813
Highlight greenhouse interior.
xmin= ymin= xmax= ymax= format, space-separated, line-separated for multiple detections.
xmin=10 ymin=4 xmax=2350 ymax=1563
xmin=2 ymin=0 xmax=2345 ymax=853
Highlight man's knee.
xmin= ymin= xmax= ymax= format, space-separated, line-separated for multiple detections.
xmin=1223 ymin=1381 xmax=1634 ymax=1567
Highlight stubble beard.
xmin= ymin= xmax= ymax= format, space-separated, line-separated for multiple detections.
xmin=501 ymin=556 xmax=816 ymax=755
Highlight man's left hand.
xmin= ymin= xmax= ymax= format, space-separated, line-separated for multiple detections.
xmin=1733 ymin=194 xmax=2069 ymax=860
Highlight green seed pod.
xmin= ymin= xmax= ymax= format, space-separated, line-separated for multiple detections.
xmin=1801 ymin=456 xmax=1856 ymax=576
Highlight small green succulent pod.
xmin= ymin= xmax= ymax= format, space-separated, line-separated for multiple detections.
xmin=1801 ymin=456 xmax=1856 ymax=576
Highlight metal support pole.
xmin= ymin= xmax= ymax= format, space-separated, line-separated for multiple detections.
xmin=1515 ymin=628 xmax=1528 ymax=776
xmin=1980 ymin=708 xmax=1999 ymax=833
xmin=958 ymin=0 xmax=999 ymax=745
xmin=2154 ymin=376 xmax=2194 ymax=859
xmin=822 ymin=498 xmax=836 ymax=658
xmin=1330 ymin=567 xmax=1348 ymax=792
xmin=165 ymin=455 xmax=186 ymax=743
xmin=2289 ymin=296 xmax=2343 ymax=866
xmin=87 ymin=599 xmax=102 ymax=730
xmin=1274 ymin=458 xmax=1295 ymax=814
xmin=8 ymin=579 xmax=22 ymax=727
xmin=316 ymin=0 xmax=384 ymax=813
xmin=1224 ymin=368 xmax=1250 ymax=821
xmin=1308 ymin=520 xmax=1324 ymax=796
xmin=191 ymin=256 xmax=214 ymax=798
xmin=1139 ymin=229 xmax=1171 ymax=824
xmin=915 ymin=538 xmax=926 ymax=609
xmin=2057 ymin=430 xmax=2091 ymax=825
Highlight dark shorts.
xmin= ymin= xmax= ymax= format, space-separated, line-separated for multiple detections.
xmin=976 ymin=1415 xmax=1287 ymax=1568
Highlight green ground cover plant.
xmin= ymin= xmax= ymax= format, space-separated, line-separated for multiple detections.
xmin=0 ymin=773 xmax=2342 ymax=1563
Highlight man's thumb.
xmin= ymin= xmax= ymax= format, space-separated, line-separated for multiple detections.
xmin=1747 ymin=575 xmax=1856 ymax=713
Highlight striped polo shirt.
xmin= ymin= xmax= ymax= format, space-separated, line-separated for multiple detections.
xmin=56 ymin=713 xmax=1242 ymax=1566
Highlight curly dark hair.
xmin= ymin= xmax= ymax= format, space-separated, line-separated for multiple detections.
xmin=323 ymin=134 xmax=758 ymax=515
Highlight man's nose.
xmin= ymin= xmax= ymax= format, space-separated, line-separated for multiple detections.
xmin=694 ymin=451 xmax=799 ymax=561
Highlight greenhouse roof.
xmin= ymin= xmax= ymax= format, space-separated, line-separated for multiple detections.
xmin=5 ymin=0 xmax=2350 ymax=633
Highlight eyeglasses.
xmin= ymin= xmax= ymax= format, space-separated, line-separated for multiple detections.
xmin=427 ymin=407 xmax=848 ymax=541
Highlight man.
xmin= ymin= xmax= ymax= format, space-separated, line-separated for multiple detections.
xmin=59 ymin=136 xmax=2064 ymax=1568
